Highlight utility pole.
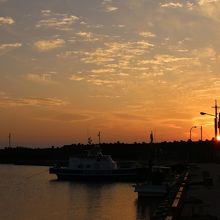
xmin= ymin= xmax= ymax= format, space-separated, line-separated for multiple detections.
xmin=212 ymin=100 xmax=219 ymax=139
xmin=200 ymin=126 xmax=203 ymax=141
xmin=150 ymin=131 xmax=153 ymax=144
xmin=218 ymin=113 xmax=220 ymax=137
xmin=8 ymin=133 xmax=11 ymax=148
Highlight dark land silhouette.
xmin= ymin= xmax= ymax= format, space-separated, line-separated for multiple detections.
xmin=0 ymin=139 xmax=219 ymax=166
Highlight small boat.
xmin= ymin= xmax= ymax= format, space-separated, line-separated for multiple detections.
xmin=134 ymin=183 xmax=168 ymax=197
xmin=133 ymin=166 xmax=176 ymax=197
xmin=133 ymin=131 xmax=176 ymax=197
xmin=49 ymin=146 xmax=148 ymax=181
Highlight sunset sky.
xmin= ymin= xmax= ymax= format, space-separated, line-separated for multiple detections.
xmin=1 ymin=0 xmax=220 ymax=147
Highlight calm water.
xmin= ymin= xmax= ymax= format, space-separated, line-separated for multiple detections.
xmin=0 ymin=165 xmax=161 ymax=220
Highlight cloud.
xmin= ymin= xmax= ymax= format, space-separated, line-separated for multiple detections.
xmin=35 ymin=110 xmax=93 ymax=122
xmin=77 ymin=32 xmax=93 ymax=38
xmin=76 ymin=31 xmax=99 ymax=42
xmin=113 ymin=112 xmax=148 ymax=121
xmin=50 ymin=113 xmax=91 ymax=122
xmin=25 ymin=73 xmax=57 ymax=84
xmin=69 ymin=72 xmax=123 ymax=87
xmin=0 ymin=43 xmax=21 ymax=50
xmin=112 ymin=24 xmax=125 ymax=28
xmin=102 ymin=0 xmax=119 ymax=12
xmin=192 ymin=47 xmax=217 ymax=60
xmin=0 ymin=16 xmax=15 ymax=25
xmin=0 ymin=93 xmax=67 ymax=107
xmin=91 ymin=68 xmax=115 ymax=74
xmin=0 ymin=43 xmax=22 ymax=55
xmin=160 ymin=2 xmax=183 ymax=8
xmin=89 ymin=95 xmax=121 ymax=99
xmin=115 ymin=72 xmax=129 ymax=77
xmin=69 ymin=75 xmax=85 ymax=81
xmin=138 ymin=54 xmax=195 ymax=65
xmin=197 ymin=0 xmax=220 ymax=21
xmin=87 ymin=79 xmax=121 ymax=87
xmin=198 ymin=0 xmax=219 ymax=5
xmin=139 ymin=32 xmax=156 ymax=38
xmin=41 ymin=9 xmax=51 ymax=16
xmin=136 ymin=41 xmax=154 ymax=48
xmin=73 ymin=39 xmax=158 ymax=86
xmin=197 ymin=47 xmax=218 ymax=59
xmin=57 ymin=50 xmax=79 ymax=58
xmin=159 ymin=1 xmax=195 ymax=10
xmin=186 ymin=2 xmax=195 ymax=10
xmin=19 ymin=97 xmax=67 ymax=106
xmin=81 ymin=40 xmax=154 ymax=66
xmin=36 ymin=11 xmax=79 ymax=30
xmin=34 ymin=39 xmax=65 ymax=51
xmin=160 ymin=119 xmax=186 ymax=129
xmin=105 ymin=6 xmax=119 ymax=12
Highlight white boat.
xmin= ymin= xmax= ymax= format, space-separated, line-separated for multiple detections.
xmin=49 ymin=146 xmax=148 ymax=181
xmin=133 ymin=166 xmax=176 ymax=197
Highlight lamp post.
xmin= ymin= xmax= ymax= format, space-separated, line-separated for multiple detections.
xmin=190 ymin=126 xmax=197 ymax=141
xmin=98 ymin=131 xmax=101 ymax=145
xmin=8 ymin=133 xmax=11 ymax=148
xmin=200 ymin=126 xmax=203 ymax=141
xmin=200 ymin=111 xmax=217 ymax=140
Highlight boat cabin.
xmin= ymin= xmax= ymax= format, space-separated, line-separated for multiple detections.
xmin=68 ymin=153 xmax=118 ymax=170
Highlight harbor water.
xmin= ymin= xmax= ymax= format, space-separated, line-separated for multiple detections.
xmin=0 ymin=164 xmax=161 ymax=220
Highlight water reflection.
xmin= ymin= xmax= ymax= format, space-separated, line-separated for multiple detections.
xmin=136 ymin=197 xmax=162 ymax=220
xmin=0 ymin=165 xmax=163 ymax=220
xmin=66 ymin=182 xmax=137 ymax=220
xmin=67 ymin=182 xmax=117 ymax=220
xmin=50 ymin=179 xmax=161 ymax=220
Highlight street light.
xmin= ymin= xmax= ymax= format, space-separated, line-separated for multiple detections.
xmin=200 ymin=126 xmax=203 ymax=141
xmin=190 ymin=126 xmax=197 ymax=141
xmin=200 ymin=111 xmax=218 ymax=139
xmin=200 ymin=112 xmax=215 ymax=117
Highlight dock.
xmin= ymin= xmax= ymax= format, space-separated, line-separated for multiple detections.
xmin=153 ymin=164 xmax=220 ymax=220
xmin=180 ymin=163 xmax=220 ymax=220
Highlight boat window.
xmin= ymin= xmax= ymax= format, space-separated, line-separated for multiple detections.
xmin=78 ymin=164 xmax=83 ymax=168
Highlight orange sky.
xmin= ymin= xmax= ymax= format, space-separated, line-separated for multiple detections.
xmin=1 ymin=0 xmax=220 ymax=147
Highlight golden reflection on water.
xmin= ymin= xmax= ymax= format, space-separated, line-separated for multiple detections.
xmin=0 ymin=165 xmax=160 ymax=220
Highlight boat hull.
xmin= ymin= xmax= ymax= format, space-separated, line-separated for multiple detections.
xmin=134 ymin=184 xmax=168 ymax=197
xmin=49 ymin=167 xmax=148 ymax=182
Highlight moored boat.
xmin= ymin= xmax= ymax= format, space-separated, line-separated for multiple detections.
xmin=133 ymin=166 xmax=176 ymax=197
xmin=49 ymin=146 xmax=148 ymax=181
